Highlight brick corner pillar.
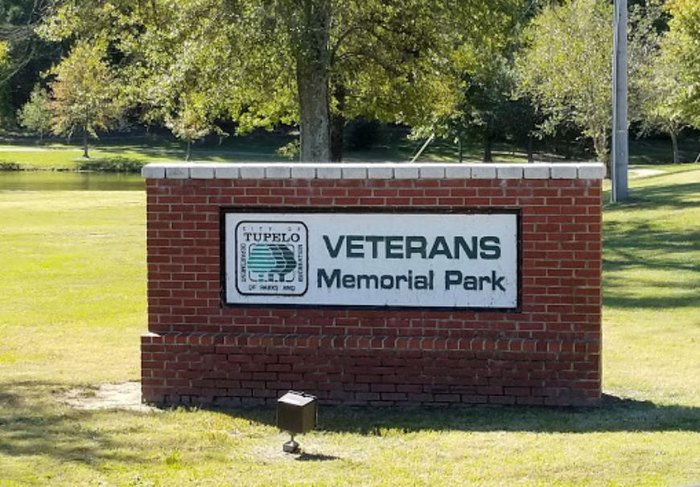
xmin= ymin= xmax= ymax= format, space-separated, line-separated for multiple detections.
xmin=141 ymin=162 xmax=605 ymax=407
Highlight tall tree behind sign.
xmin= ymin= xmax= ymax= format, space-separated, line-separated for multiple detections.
xmin=40 ymin=0 xmax=523 ymax=161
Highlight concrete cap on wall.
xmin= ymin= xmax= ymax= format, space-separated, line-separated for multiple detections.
xmin=141 ymin=162 xmax=607 ymax=181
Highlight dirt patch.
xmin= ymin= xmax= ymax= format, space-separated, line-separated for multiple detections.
xmin=59 ymin=381 xmax=157 ymax=413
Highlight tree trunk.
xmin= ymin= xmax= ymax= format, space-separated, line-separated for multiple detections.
xmin=527 ymin=135 xmax=534 ymax=163
xmin=593 ymin=131 xmax=609 ymax=176
xmin=458 ymin=137 xmax=463 ymax=163
xmin=295 ymin=0 xmax=331 ymax=162
xmin=185 ymin=140 xmax=192 ymax=161
xmin=670 ymin=130 xmax=679 ymax=164
xmin=330 ymin=82 xmax=346 ymax=162
xmin=82 ymin=128 xmax=89 ymax=159
xmin=483 ymin=132 xmax=493 ymax=163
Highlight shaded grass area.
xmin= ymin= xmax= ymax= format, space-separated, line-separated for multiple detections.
xmin=0 ymin=170 xmax=699 ymax=485
xmin=0 ymin=381 xmax=698 ymax=485
xmin=0 ymin=134 xmax=293 ymax=171
xmin=629 ymin=136 xmax=700 ymax=165
xmin=602 ymin=169 xmax=700 ymax=404
xmin=0 ymin=131 xmax=524 ymax=170
xmin=0 ymin=131 xmax=697 ymax=172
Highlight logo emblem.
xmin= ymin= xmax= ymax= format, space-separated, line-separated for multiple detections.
xmin=235 ymin=221 xmax=308 ymax=296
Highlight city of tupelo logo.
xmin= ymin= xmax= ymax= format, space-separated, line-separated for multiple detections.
xmin=235 ymin=221 xmax=308 ymax=296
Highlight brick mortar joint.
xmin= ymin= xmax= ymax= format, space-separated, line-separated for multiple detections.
xmin=142 ymin=332 xmax=599 ymax=350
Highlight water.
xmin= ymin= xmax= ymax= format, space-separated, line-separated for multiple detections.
xmin=0 ymin=172 xmax=144 ymax=191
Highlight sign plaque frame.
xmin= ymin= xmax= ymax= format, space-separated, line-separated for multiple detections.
xmin=222 ymin=208 xmax=521 ymax=311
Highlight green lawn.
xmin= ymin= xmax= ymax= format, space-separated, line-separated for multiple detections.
xmin=0 ymin=168 xmax=699 ymax=485
xmin=0 ymin=132 xmax=698 ymax=171
xmin=0 ymin=135 xmax=290 ymax=171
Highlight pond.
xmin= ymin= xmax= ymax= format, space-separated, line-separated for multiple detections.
xmin=0 ymin=171 xmax=144 ymax=191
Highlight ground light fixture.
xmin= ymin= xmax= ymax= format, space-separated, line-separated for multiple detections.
xmin=276 ymin=391 xmax=318 ymax=453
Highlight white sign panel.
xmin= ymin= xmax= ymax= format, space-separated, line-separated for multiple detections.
xmin=224 ymin=212 xmax=519 ymax=309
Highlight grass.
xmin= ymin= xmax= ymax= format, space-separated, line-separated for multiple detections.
xmin=0 ymin=168 xmax=699 ymax=485
xmin=0 ymin=131 xmax=698 ymax=172
xmin=602 ymin=167 xmax=700 ymax=404
xmin=0 ymin=134 xmax=295 ymax=171
xmin=0 ymin=132 xmax=469 ymax=170
xmin=629 ymin=137 xmax=700 ymax=165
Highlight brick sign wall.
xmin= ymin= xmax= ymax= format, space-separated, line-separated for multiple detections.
xmin=141 ymin=162 xmax=604 ymax=407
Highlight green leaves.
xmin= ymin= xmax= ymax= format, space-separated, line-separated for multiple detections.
xmin=664 ymin=0 xmax=700 ymax=128
xmin=164 ymin=94 xmax=214 ymax=144
xmin=515 ymin=0 xmax=613 ymax=162
xmin=0 ymin=41 xmax=8 ymax=69
xmin=17 ymin=85 xmax=52 ymax=139
xmin=49 ymin=42 xmax=124 ymax=140
xmin=38 ymin=0 xmax=527 ymax=159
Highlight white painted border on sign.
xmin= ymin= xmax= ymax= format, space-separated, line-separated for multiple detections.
xmin=224 ymin=212 xmax=519 ymax=309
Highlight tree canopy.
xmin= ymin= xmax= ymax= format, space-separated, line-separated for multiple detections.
xmin=49 ymin=42 xmax=123 ymax=157
xmin=663 ymin=0 xmax=700 ymax=128
xmin=514 ymin=0 xmax=671 ymax=166
xmin=0 ymin=0 xmax=696 ymax=164
xmin=39 ymin=0 xmax=524 ymax=161
xmin=0 ymin=0 xmax=61 ymax=126
xmin=515 ymin=0 xmax=613 ymax=164
xmin=638 ymin=13 xmax=692 ymax=163
xmin=17 ymin=84 xmax=52 ymax=141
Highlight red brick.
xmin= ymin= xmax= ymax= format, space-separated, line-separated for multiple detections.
xmin=142 ymin=176 xmax=602 ymax=407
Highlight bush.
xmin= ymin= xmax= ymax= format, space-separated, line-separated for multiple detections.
xmin=76 ymin=157 xmax=144 ymax=173
xmin=0 ymin=162 xmax=20 ymax=171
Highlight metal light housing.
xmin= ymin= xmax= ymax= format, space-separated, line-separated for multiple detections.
xmin=276 ymin=391 xmax=318 ymax=453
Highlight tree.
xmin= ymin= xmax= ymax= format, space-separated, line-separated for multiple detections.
xmin=17 ymin=84 xmax=52 ymax=141
xmin=165 ymin=95 xmax=216 ymax=161
xmin=0 ymin=0 xmax=61 ymax=128
xmin=41 ymin=0 xmax=522 ymax=161
xmin=49 ymin=42 xmax=123 ymax=158
xmin=515 ymin=0 xmax=613 ymax=165
xmin=407 ymin=0 xmax=536 ymax=163
xmin=638 ymin=36 xmax=690 ymax=163
xmin=432 ymin=56 xmax=539 ymax=163
xmin=515 ymin=0 xmax=664 ymax=168
xmin=320 ymin=1 xmax=512 ymax=161
xmin=626 ymin=0 xmax=697 ymax=164
xmin=432 ymin=59 xmax=511 ymax=162
xmin=662 ymin=0 xmax=700 ymax=128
